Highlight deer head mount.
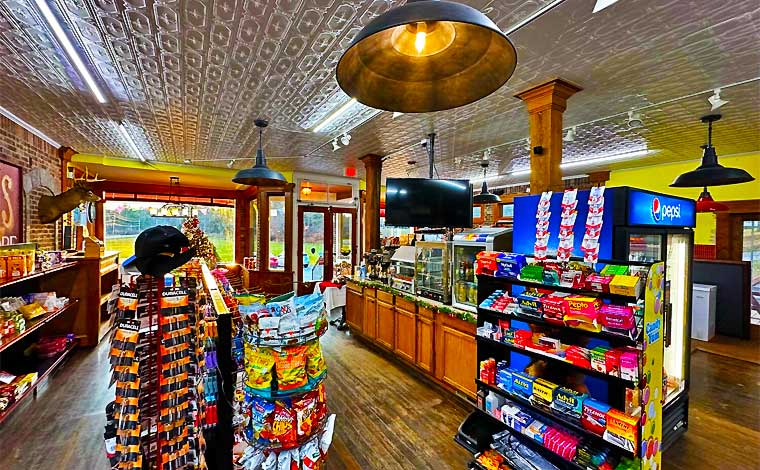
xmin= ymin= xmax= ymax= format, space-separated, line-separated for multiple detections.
xmin=37 ymin=169 xmax=105 ymax=224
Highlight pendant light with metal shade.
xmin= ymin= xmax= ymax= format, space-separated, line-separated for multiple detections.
xmin=232 ymin=119 xmax=288 ymax=186
xmin=473 ymin=162 xmax=500 ymax=204
xmin=336 ymin=0 xmax=517 ymax=113
xmin=670 ymin=114 xmax=755 ymax=187
xmin=696 ymin=187 xmax=728 ymax=212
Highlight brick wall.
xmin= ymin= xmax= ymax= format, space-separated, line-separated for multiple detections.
xmin=0 ymin=114 xmax=61 ymax=250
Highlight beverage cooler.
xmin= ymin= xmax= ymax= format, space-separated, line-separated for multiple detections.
xmin=513 ymin=186 xmax=695 ymax=449
xmin=415 ymin=241 xmax=450 ymax=303
xmin=451 ymin=228 xmax=512 ymax=311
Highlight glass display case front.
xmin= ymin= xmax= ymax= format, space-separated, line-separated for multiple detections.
xmin=415 ymin=241 xmax=450 ymax=303
xmin=452 ymin=244 xmax=480 ymax=311
xmin=390 ymin=246 xmax=416 ymax=294
xmin=664 ymin=233 xmax=691 ymax=404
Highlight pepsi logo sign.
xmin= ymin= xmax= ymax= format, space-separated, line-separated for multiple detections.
xmin=651 ymin=197 xmax=681 ymax=222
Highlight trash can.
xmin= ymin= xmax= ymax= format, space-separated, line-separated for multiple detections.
xmin=692 ymin=284 xmax=717 ymax=341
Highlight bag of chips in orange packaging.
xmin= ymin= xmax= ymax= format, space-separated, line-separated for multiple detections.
xmin=304 ymin=340 xmax=327 ymax=382
xmin=245 ymin=346 xmax=275 ymax=391
xmin=269 ymin=401 xmax=297 ymax=447
xmin=274 ymin=346 xmax=308 ymax=392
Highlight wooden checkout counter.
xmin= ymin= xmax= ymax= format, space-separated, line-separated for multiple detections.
xmin=345 ymin=279 xmax=477 ymax=399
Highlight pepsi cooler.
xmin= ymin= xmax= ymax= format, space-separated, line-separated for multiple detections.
xmin=513 ymin=186 xmax=695 ymax=450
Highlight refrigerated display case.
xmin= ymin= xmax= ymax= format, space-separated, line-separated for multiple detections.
xmin=513 ymin=186 xmax=696 ymax=450
xmin=451 ymin=228 xmax=512 ymax=312
xmin=389 ymin=246 xmax=416 ymax=294
xmin=415 ymin=241 xmax=450 ymax=303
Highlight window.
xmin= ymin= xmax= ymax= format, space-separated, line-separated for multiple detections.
xmin=268 ymin=195 xmax=286 ymax=271
xmin=502 ymin=204 xmax=514 ymax=218
xmin=104 ymin=201 xmax=235 ymax=263
xmin=299 ymin=180 xmax=354 ymax=204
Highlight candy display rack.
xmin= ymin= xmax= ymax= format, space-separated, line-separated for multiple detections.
xmin=465 ymin=257 xmax=665 ymax=470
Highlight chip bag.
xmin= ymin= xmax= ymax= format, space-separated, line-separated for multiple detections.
xmin=305 ymin=340 xmax=327 ymax=382
xmin=245 ymin=346 xmax=275 ymax=391
xmin=301 ymin=439 xmax=321 ymax=470
xmin=293 ymin=393 xmax=318 ymax=437
xmin=274 ymin=346 xmax=308 ymax=392
xmin=249 ymin=396 xmax=276 ymax=442
xmin=270 ymin=401 xmax=298 ymax=447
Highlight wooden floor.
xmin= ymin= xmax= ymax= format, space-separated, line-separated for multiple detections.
xmin=1 ymin=330 xmax=758 ymax=469
xmin=692 ymin=335 xmax=760 ymax=365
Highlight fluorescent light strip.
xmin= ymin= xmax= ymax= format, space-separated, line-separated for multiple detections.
xmin=593 ymin=0 xmax=621 ymax=13
xmin=0 ymin=106 xmax=60 ymax=148
xmin=510 ymin=169 xmax=532 ymax=177
xmin=560 ymin=149 xmax=652 ymax=169
xmin=116 ymin=123 xmax=147 ymax=162
xmin=34 ymin=0 xmax=106 ymax=104
xmin=470 ymin=175 xmax=502 ymax=184
xmin=312 ymin=98 xmax=357 ymax=132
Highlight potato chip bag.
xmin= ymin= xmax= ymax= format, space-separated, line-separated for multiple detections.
xmin=305 ymin=340 xmax=327 ymax=381
xmin=245 ymin=347 xmax=275 ymax=391
xmin=270 ymin=401 xmax=297 ymax=447
xmin=274 ymin=346 xmax=308 ymax=392
xmin=249 ymin=396 xmax=276 ymax=442
xmin=301 ymin=439 xmax=321 ymax=470
xmin=293 ymin=394 xmax=317 ymax=437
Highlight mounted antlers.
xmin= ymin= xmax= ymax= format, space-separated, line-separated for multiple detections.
xmin=37 ymin=167 xmax=106 ymax=224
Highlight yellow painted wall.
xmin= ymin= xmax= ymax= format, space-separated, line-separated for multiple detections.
xmin=607 ymin=153 xmax=759 ymax=243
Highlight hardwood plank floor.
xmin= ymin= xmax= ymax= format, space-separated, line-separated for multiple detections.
xmin=1 ymin=330 xmax=757 ymax=470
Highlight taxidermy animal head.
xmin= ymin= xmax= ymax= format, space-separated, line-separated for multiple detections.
xmin=37 ymin=169 xmax=104 ymax=224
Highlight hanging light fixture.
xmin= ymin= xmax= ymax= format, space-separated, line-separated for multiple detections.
xmin=696 ymin=187 xmax=729 ymax=212
xmin=671 ymin=114 xmax=755 ymax=187
xmin=473 ymin=161 xmax=500 ymax=204
xmin=232 ymin=119 xmax=288 ymax=186
xmin=336 ymin=0 xmax=517 ymax=113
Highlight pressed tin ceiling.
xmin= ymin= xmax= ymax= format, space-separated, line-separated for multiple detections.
xmin=0 ymin=0 xmax=758 ymax=183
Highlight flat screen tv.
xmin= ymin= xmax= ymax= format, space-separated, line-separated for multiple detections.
xmin=385 ymin=178 xmax=473 ymax=228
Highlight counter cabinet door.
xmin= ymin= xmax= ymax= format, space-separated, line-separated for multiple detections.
xmin=415 ymin=312 xmax=434 ymax=373
xmin=435 ymin=315 xmax=477 ymax=398
xmin=345 ymin=287 xmax=364 ymax=332
xmin=376 ymin=300 xmax=395 ymax=350
xmin=394 ymin=304 xmax=416 ymax=363
xmin=363 ymin=296 xmax=377 ymax=339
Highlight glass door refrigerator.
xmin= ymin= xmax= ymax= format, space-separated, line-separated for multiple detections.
xmin=513 ymin=186 xmax=696 ymax=450
xmin=451 ymin=228 xmax=512 ymax=311
xmin=415 ymin=241 xmax=450 ymax=303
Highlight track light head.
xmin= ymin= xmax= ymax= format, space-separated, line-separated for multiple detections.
xmin=708 ymin=88 xmax=729 ymax=111
xmin=627 ymin=111 xmax=644 ymax=129
xmin=332 ymin=139 xmax=340 ymax=151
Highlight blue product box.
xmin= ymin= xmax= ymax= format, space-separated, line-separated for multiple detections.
xmin=495 ymin=253 xmax=527 ymax=279
xmin=511 ymin=371 xmax=534 ymax=400
xmin=551 ymin=387 xmax=588 ymax=420
xmin=497 ymin=368 xmax=513 ymax=393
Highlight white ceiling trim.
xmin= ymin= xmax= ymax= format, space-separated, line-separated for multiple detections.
xmin=0 ymin=106 xmax=61 ymax=148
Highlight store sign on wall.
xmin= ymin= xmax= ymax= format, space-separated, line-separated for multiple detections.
xmin=0 ymin=160 xmax=22 ymax=246
xmin=628 ymin=190 xmax=696 ymax=227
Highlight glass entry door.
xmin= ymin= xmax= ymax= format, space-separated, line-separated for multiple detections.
xmin=297 ymin=207 xmax=357 ymax=294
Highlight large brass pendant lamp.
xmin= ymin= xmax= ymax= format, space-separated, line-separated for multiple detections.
xmin=232 ymin=119 xmax=287 ymax=186
xmin=336 ymin=0 xmax=517 ymax=113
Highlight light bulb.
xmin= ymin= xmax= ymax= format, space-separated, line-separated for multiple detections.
xmin=415 ymin=31 xmax=426 ymax=53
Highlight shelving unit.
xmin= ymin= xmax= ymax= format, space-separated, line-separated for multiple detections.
xmin=0 ymin=339 xmax=78 ymax=425
xmin=474 ymin=335 xmax=636 ymax=387
xmin=466 ymin=261 xmax=666 ymax=470
xmin=0 ymin=261 xmax=78 ymax=290
xmin=0 ymin=299 xmax=80 ymax=352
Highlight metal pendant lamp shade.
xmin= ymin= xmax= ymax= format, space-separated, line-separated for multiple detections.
xmin=232 ymin=119 xmax=288 ymax=186
xmin=670 ymin=114 xmax=755 ymax=187
xmin=696 ymin=187 xmax=728 ymax=212
xmin=336 ymin=0 xmax=517 ymax=113
xmin=473 ymin=162 xmax=500 ymax=204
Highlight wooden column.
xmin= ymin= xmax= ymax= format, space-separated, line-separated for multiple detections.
xmin=234 ymin=195 xmax=251 ymax=264
xmin=360 ymin=154 xmax=382 ymax=252
xmin=515 ymin=79 xmax=582 ymax=194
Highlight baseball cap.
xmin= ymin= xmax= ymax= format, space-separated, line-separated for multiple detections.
xmin=123 ymin=226 xmax=196 ymax=276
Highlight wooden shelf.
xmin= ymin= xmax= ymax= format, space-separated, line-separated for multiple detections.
xmin=0 ymin=299 xmax=80 ymax=353
xmin=0 ymin=340 xmax=78 ymax=424
xmin=478 ymin=307 xmax=640 ymax=346
xmin=475 ymin=379 xmax=636 ymax=457
xmin=475 ymin=335 xmax=636 ymax=386
xmin=0 ymin=262 xmax=78 ymax=291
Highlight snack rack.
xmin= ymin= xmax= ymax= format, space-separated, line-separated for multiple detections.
xmin=233 ymin=290 xmax=336 ymax=470
xmin=463 ymin=257 xmax=665 ymax=470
